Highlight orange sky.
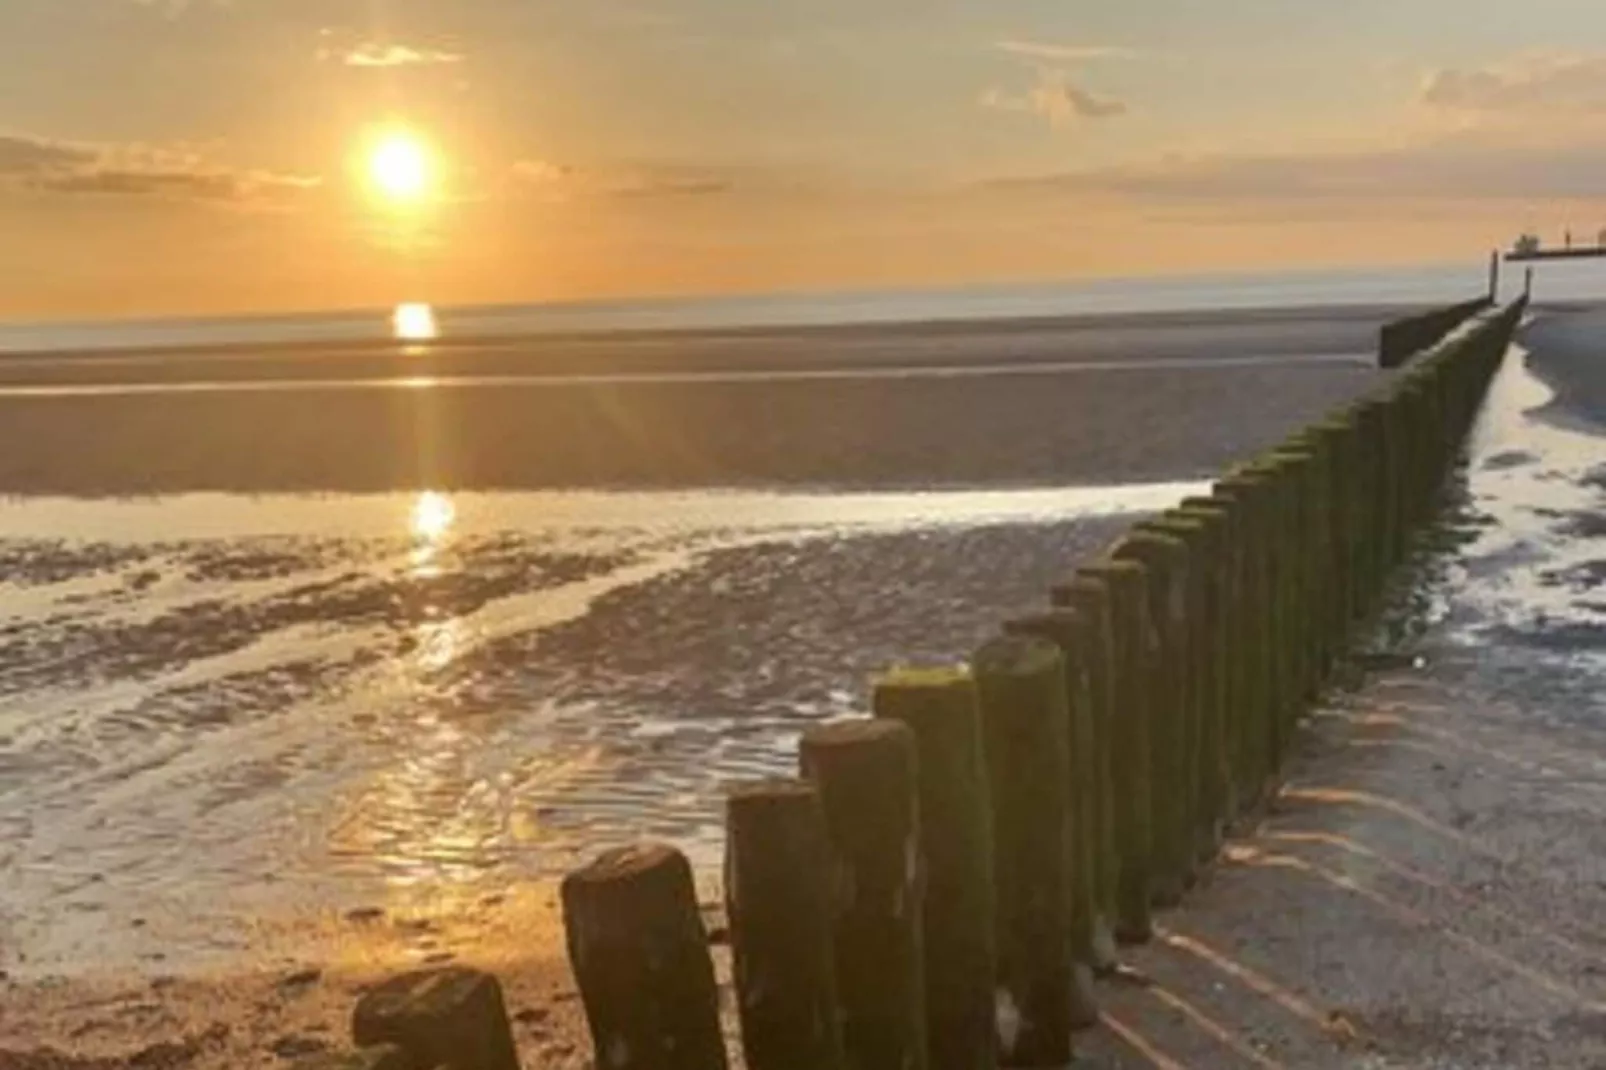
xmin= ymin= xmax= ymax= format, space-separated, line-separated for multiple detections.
xmin=4 ymin=1 xmax=1606 ymax=319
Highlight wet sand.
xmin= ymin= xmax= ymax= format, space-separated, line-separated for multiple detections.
xmin=0 ymin=307 xmax=1378 ymax=495
xmin=1520 ymin=308 xmax=1606 ymax=432
xmin=1069 ymin=320 xmax=1606 ymax=1066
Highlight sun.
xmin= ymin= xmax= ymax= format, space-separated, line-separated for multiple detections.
xmin=367 ymin=129 xmax=434 ymax=205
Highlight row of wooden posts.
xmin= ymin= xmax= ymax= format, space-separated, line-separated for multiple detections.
xmin=1377 ymin=296 xmax=1491 ymax=369
xmin=308 ymin=296 xmax=1526 ymax=1070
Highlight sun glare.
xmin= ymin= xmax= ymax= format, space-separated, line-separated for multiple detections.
xmin=411 ymin=491 xmax=456 ymax=544
xmin=393 ymin=302 xmax=439 ymax=342
xmin=368 ymin=130 xmax=434 ymax=204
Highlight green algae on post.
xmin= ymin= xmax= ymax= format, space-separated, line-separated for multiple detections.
xmin=725 ymin=778 xmax=846 ymax=1070
xmin=1049 ymin=573 xmax=1122 ymax=967
xmin=1000 ymin=611 xmax=1102 ymax=1029
xmin=973 ymin=634 xmax=1077 ymax=1065
xmin=799 ymin=718 xmax=928 ymax=1070
xmin=873 ymin=666 xmax=998 ymax=1070
xmin=1074 ymin=559 xmax=1156 ymax=945
xmin=1110 ymin=531 xmax=1194 ymax=907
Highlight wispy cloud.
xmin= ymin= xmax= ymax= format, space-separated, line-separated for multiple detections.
xmin=35 ymin=168 xmax=320 ymax=202
xmin=996 ymin=39 xmax=1136 ymax=63
xmin=982 ymin=73 xmax=1128 ymax=129
xmin=0 ymin=134 xmax=89 ymax=175
xmin=978 ymin=133 xmax=1606 ymax=203
xmin=0 ymin=132 xmax=319 ymax=206
xmin=511 ymin=160 xmax=574 ymax=186
xmin=1421 ymin=53 xmax=1606 ymax=113
xmin=342 ymin=43 xmax=465 ymax=68
xmin=510 ymin=159 xmax=736 ymax=201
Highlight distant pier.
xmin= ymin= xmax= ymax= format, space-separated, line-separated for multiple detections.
xmin=1505 ymin=246 xmax=1606 ymax=262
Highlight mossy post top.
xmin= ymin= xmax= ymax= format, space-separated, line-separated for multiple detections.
xmin=972 ymin=633 xmax=1064 ymax=680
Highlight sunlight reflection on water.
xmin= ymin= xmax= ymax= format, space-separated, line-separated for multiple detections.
xmin=391 ymin=302 xmax=439 ymax=346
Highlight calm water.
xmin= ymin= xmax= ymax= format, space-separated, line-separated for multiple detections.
xmin=0 ymin=260 xmax=1570 ymax=356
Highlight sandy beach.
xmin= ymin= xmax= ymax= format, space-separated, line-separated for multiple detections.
xmin=0 ymin=300 xmax=1477 ymax=1068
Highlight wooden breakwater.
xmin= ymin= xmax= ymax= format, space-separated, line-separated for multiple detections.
xmin=300 ymin=295 xmax=1526 ymax=1070
xmin=1378 ymin=296 xmax=1493 ymax=369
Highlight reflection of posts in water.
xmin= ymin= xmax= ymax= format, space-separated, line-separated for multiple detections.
xmin=724 ymin=778 xmax=846 ymax=1070
xmin=973 ymin=634 xmax=1081 ymax=1063
xmin=872 ymin=668 xmax=998 ymax=1070
xmin=561 ymin=843 xmax=729 ymax=1070
xmin=799 ymin=719 xmax=928 ymax=1070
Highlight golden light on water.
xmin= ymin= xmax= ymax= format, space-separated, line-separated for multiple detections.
xmin=392 ymin=302 xmax=439 ymax=342
xmin=409 ymin=490 xmax=456 ymax=576
xmin=411 ymin=491 xmax=456 ymax=544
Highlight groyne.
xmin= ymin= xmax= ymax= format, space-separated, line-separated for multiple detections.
xmin=300 ymin=294 xmax=1527 ymax=1070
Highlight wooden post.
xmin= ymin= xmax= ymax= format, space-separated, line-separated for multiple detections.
xmin=1254 ymin=451 xmax=1319 ymax=716
xmin=1002 ymin=610 xmax=1102 ymax=1027
xmin=873 ymin=668 xmax=997 ymax=1070
xmin=1212 ymin=474 xmax=1273 ymax=808
xmin=1180 ymin=496 xmax=1242 ymax=825
xmin=799 ymin=719 xmax=928 ymax=1070
xmin=973 ymin=634 xmax=1077 ymax=1066
xmin=1488 ymin=249 xmax=1500 ymax=301
xmin=561 ymin=845 xmax=729 ymax=1070
xmin=725 ymin=779 xmax=846 ymax=1070
xmin=1234 ymin=461 xmax=1299 ymax=767
xmin=1309 ymin=418 xmax=1359 ymax=651
xmin=1049 ymin=574 xmax=1123 ymax=968
xmin=1073 ymin=560 xmax=1154 ymax=944
xmin=1165 ymin=504 xmax=1232 ymax=852
xmin=1000 ymin=613 xmax=1097 ymax=954
xmin=1110 ymin=531 xmax=1193 ymax=906
xmin=1278 ymin=436 xmax=1338 ymax=684
xmin=1313 ymin=415 xmax=1365 ymax=636
xmin=352 ymin=967 xmax=522 ymax=1070
xmin=1136 ymin=514 xmax=1219 ymax=863
xmin=1351 ymin=399 xmax=1394 ymax=595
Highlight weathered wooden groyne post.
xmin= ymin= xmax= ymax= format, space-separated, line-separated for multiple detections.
xmin=1072 ymin=559 xmax=1157 ymax=945
xmin=1047 ymin=573 xmax=1123 ymax=965
xmin=724 ymin=778 xmax=846 ymax=1070
xmin=561 ymin=844 xmax=730 ymax=1070
xmin=872 ymin=668 xmax=997 ymax=1070
xmin=972 ymin=634 xmax=1083 ymax=1064
xmin=800 ymin=719 xmax=928 ymax=1070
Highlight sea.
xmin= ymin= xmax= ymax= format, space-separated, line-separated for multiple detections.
xmin=4 ymin=259 xmax=1600 ymax=356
